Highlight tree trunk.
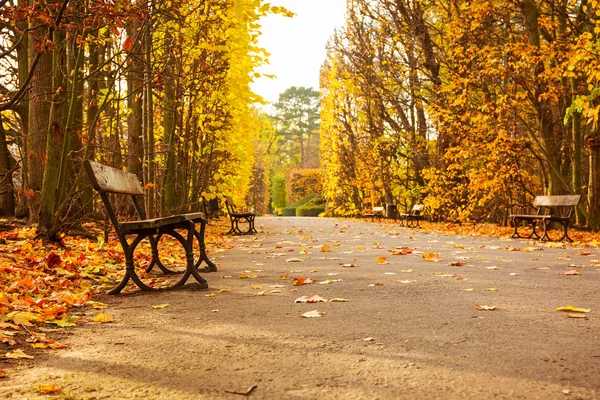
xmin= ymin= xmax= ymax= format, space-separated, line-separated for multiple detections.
xmin=0 ymin=116 xmax=15 ymax=216
xmin=27 ymin=9 xmax=53 ymax=223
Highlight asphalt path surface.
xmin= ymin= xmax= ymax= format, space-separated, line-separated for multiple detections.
xmin=4 ymin=216 xmax=600 ymax=399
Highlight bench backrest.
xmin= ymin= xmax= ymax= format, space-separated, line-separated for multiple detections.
xmin=225 ymin=196 xmax=237 ymax=215
xmin=533 ymin=195 xmax=581 ymax=207
xmin=84 ymin=160 xmax=147 ymax=224
xmin=84 ymin=160 xmax=144 ymax=196
xmin=411 ymin=204 xmax=424 ymax=215
xmin=532 ymin=195 xmax=581 ymax=218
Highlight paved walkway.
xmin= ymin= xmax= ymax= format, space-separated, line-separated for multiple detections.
xmin=3 ymin=216 xmax=599 ymax=399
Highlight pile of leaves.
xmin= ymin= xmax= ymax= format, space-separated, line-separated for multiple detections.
xmin=0 ymin=222 xmax=225 ymax=374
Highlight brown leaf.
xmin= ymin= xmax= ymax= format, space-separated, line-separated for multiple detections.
xmin=564 ymin=270 xmax=581 ymax=276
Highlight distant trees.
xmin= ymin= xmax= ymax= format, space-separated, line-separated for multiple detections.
xmin=0 ymin=0 xmax=290 ymax=240
xmin=320 ymin=0 xmax=600 ymax=228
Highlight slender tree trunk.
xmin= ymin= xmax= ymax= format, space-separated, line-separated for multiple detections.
xmin=0 ymin=116 xmax=15 ymax=216
xmin=27 ymin=5 xmax=53 ymax=223
xmin=126 ymin=19 xmax=144 ymax=184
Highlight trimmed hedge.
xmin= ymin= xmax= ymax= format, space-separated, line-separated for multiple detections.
xmin=296 ymin=205 xmax=325 ymax=216
xmin=281 ymin=207 xmax=296 ymax=216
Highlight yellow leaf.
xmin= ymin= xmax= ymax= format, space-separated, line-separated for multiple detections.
xmin=320 ymin=245 xmax=331 ymax=252
xmin=376 ymin=256 xmax=390 ymax=265
xmin=5 ymin=349 xmax=33 ymax=359
xmin=93 ymin=313 xmax=112 ymax=323
xmin=152 ymin=304 xmax=170 ymax=309
xmin=32 ymin=343 xmax=47 ymax=349
xmin=423 ymin=252 xmax=441 ymax=262
xmin=218 ymin=288 xmax=230 ymax=293
xmin=461 ymin=288 xmax=474 ymax=292
xmin=87 ymin=301 xmax=109 ymax=309
xmin=555 ymin=305 xmax=591 ymax=313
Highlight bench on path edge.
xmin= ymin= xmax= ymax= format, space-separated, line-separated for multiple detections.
xmin=225 ymin=196 xmax=257 ymax=235
xmin=363 ymin=206 xmax=384 ymax=222
xmin=84 ymin=160 xmax=216 ymax=295
xmin=509 ymin=195 xmax=581 ymax=242
xmin=399 ymin=204 xmax=424 ymax=228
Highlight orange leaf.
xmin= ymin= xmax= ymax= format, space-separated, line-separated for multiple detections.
xmin=38 ymin=385 xmax=61 ymax=394
xmin=376 ymin=257 xmax=390 ymax=265
xmin=423 ymin=252 xmax=441 ymax=262
xmin=564 ymin=270 xmax=580 ymax=276
xmin=320 ymin=245 xmax=331 ymax=252
xmin=122 ymin=37 xmax=134 ymax=52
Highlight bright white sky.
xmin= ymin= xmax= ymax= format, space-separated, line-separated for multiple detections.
xmin=252 ymin=0 xmax=348 ymax=105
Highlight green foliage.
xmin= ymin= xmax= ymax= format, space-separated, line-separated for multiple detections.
xmin=271 ymin=174 xmax=287 ymax=209
xmin=281 ymin=207 xmax=296 ymax=216
xmin=273 ymin=86 xmax=321 ymax=169
xmin=288 ymin=193 xmax=320 ymax=208
xmin=296 ymin=205 xmax=325 ymax=216
xmin=296 ymin=195 xmax=326 ymax=216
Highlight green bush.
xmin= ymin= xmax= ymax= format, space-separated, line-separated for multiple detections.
xmin=296 ymin=205 xmax=325 ymax=216
xmin=271 ymin=175 xmax=287 ymax=209
xmin=281 ymin=207 xmax=296 ymax=216
xmin=289 ymin=193 xmax=319 ymax=208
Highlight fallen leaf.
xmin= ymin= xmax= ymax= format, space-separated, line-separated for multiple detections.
xmin=564 ymin=270 xmax=580 ymax=276
xmin=218 ymin=288 xmax=231 ymax=293
xmin=566 ymin=313 xmax=587 ymax=319
xmin=329 ymin=298 xmax=348 ymax=302
xmin=254 ymin=290 xmax=267 ymax=296
xmin=301 ymin=310 xmax=324 ymax=318
xmin=450 ymin=261 xmax=465 ymax=266
xmin=295 ymin=295 xmax=328 ymax=303
xmin=475 ymin=304 xmax=498 ymax=311
xmin=485 ymin=288 xmax=497 ymax=292
xmin=363 ymin=337 xmax=375 ymax=341
xmin=87 ymin=301 xmax=109 ymax=309
xmin=0 ymin=369 xmax=6 ymax=378
xmin=152 ymin=304 xmax=170 ymax=309
xmin=224 ymin=384 xmax=257 ymax=396
xmin=320 ymin=245 xmax=331 ymax=252
xmin=397 ymin=280 xmax=415 ymax=284
xmin=555 ymin=305 xmax=591 ymax=313
xmin=93 ymin=313 xmax=112 ymax=323
xmin=423 ymin=252 xmax=441 ymax=262
xmin=38 ymin=385 xmax=61 ymax=394
xmin=340 ymin=263 xmax=357 ymax=268
xmin=486 ymin=266 xmax=499 ymax=270
xmin=286 ymin=258 xmax=303 ymax=263
xmin=5 ymin=349 xmax=33 ymax=359
xmin=461 ymin=288 xmax=474 ymax=292
xmin=376 ymin=257 xmax=390 ymax=265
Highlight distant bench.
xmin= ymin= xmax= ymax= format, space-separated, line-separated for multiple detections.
xmin=510 ymin=195 xmax=581 ymax=242
xmin=84 ymin=160 xmax=216 ymax=294
xmin=399 ymin=204 xmax=424 ymax=228
xmin=363 ymin=206 xmax=384 ymax=222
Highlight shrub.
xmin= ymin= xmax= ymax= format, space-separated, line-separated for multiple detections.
xmin=289 ymin=193 xmax=319 ymax=208
xmin=296 ymin=205 xmax=325 ymax=216
xmin=271 ymin=175 xmax=287 ymax=209
xmin=281 ymin=207 xmax=296 ymax=216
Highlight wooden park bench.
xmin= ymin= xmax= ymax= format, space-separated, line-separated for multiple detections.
xmin=363 ymin=206 xmax=384 ymax=222
xmin=84 ymin=160 xmax=217 ymax=295
xmin=225 ymin=196 xmax=257 ymax=235
xmin=510 ymin=195 xmax=581 ymax=242
xmin=399 ymin=204 xmax=424 ymax=228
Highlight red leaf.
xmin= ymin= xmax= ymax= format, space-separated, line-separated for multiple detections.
xmin=122 ymin=37 xmax=134 ymax=52
xmin=46 ymin=252 xmax=62 ymax=268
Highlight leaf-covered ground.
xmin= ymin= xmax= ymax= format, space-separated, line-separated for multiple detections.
xmin=1 ymin=217 xmax=599 ymax=398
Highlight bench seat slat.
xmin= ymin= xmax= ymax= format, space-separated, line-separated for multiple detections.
xmin=118 ymin=215 xmax=187 ymax=232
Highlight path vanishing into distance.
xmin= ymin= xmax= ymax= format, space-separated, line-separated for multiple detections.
xmin=3 ymin=216 xmax=600 ymax=399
